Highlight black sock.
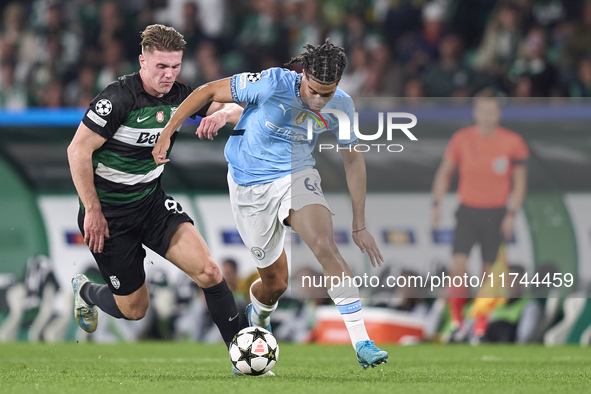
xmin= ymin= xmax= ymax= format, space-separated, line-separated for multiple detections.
xmin=202 ymin=279 xmax=240 ymax=348
xmin=81 ymin=282 xmax=126 ymax=319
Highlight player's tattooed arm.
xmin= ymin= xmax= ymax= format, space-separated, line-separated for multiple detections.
xmin=340 ymin=149 xmax=384 ymax=267
xmin=196 ymin=102 xmax=243 ymax=140
xmin=153 ymin=78 xmax=234 ymax=164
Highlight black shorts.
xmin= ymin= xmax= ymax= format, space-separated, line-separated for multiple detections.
xmin=452 ymin=204 xmax=506 ymax=263
xmin=78 ymin=188 xmax=193 ymax=295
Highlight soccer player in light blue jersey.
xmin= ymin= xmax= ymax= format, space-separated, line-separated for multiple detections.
xmin=153 ymin=41 xmax=388 ymax=369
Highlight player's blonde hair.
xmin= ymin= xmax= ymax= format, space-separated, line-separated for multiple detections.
xmin=140 ymin=24 xmax=186 ymax=53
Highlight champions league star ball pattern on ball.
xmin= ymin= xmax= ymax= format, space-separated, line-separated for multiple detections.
xmin=229 ymin=327 xmax=278 ymax=375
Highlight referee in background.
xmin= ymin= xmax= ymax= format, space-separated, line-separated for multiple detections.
xmin=431 ymin=94 xmax=529 ymax=339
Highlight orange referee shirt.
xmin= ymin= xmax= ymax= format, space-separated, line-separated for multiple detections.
xmin=444 ymin=125 xmax=529 ymax=209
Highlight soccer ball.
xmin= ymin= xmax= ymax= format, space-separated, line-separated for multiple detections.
xmin=229 ymin=327 xmax=279 ymax=375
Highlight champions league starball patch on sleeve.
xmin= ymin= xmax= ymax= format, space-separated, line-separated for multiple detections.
xmin=95 ymin=99 xmax=112 ymax=116
xmin=247 ymin=72 xmax=262 ymax=83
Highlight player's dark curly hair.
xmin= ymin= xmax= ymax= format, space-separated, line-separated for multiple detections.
xmin=286 ymin=39 xmax=347 ymax=85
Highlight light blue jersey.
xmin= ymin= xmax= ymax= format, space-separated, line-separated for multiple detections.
xmin=227 ymin=67 xmax=357 ymax=186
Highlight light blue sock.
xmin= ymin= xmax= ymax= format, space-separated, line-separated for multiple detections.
xmin=327 ymin=281 xmax=370 ymax=348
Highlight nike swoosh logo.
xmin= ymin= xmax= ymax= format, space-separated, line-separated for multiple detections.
xmin=79 ymin=309 xmax=91 ymax=329
xmin=229 ymin=313 xmax=239 ymax=322
xmin=137 ymin=116 xmax=150 ymax=123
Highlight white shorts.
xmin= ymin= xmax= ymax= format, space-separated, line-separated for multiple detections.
xmin=227 ymin=168 xmax=331 ymax=269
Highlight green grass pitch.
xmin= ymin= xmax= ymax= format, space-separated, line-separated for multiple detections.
xmin=0 ymin=342 xmax=589 ymax=393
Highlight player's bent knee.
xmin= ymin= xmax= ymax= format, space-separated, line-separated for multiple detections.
xmin=122 ymin=304 xmax=149 ymax=320
xmin=118 ymin=298 xmax=149 ymax=321
xmin=194 ymin=260 xmax=223 ymax=288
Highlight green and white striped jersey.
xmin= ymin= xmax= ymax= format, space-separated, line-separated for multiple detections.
xmin=82 ymin=73 xmax=210 ymax=217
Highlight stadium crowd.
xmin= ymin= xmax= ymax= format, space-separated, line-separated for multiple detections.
xmin=1 ymin=0 xmax=591 ymax=109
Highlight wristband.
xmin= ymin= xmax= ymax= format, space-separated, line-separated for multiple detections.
xmin=352 ymin=227 xmax=366 ymax=234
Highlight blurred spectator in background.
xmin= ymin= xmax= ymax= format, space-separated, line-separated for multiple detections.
xmin=97 ymin=2 xmax=134 ymax=56
xmin=383 ymin=0 xmax=425 ymax=50
xmin=1 ymin=2 xmax=37 ymax=86
xmin=509 ymin=27 xmax=556 ymax=96
xmin=23 ymin=2 xmax=81 ymax=107
xmin=222 ymin=258 xmax=239 ymax=293
xmin=180 ymin=40 xmax=224 ymax=86
xmin=397 ymin=1 xmax=445 ymax=79
xmin=364 ymin=42 xmax=403 ymax=97
xmin=77 ymin=0 xmax=103 ymax=68
xmin=0 ymin=57 xmax=28 ymax=109
xmin=64 ymin=65 xmax=98 ymax=107
xmin=178 ymin=2 xmax=207 ymax=56
xmin=96 ymin=40 xmax=134 ymax=90
xmin=196 ymin=41 xmax=223 ymax=83
xmin=569 ymin=58 xmax=591 ymax=97
xmin=473 ymin=3 xmax=523 ymax=84
xmin=44 ymin=3 xmax=81 ymax=72
xmin=1 ymin=2 xmax=26 ymax=49
xmin=564 ymin=1 xmax=591 ymax=68
xmin=449 ymin=0 xmax=497 ymax=49
xmin=513 ymin=76 xmax=534 ymax=97
xmin=404 ymin=78 xmax=425 ymax=106
xmin=288 ymin=0 xmax=323 ymax=58
xmin=43 ymin=80 xmax=65 ymax=108
xmin=423 ymin=34 xmax=474 ymax=97
xmin=338 ymin=46 xmax=369 ymax=96
xmin=342 ymin=11 xmax=367 ymax=53
xmin=531 ymin=0 xmax=566 ymax=29
xmin=237 ymin=0 xmax=288 ymax=71
xmin=155 ymin=0 xmax=227 ymax=39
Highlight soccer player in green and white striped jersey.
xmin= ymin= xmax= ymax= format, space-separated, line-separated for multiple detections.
xmin=67 ymin=25 xmax=243 ymax=352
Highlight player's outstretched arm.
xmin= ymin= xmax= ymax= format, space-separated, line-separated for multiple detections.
xmin=196 ymin=102 xmax=243 ymax=140
xmin=340 ymin=149 xmax=384 ymax=267
xmin=152 ymin=78 xmax=234 ymax=164
xmin=67 ymin=123 xmax=110 ymax=253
